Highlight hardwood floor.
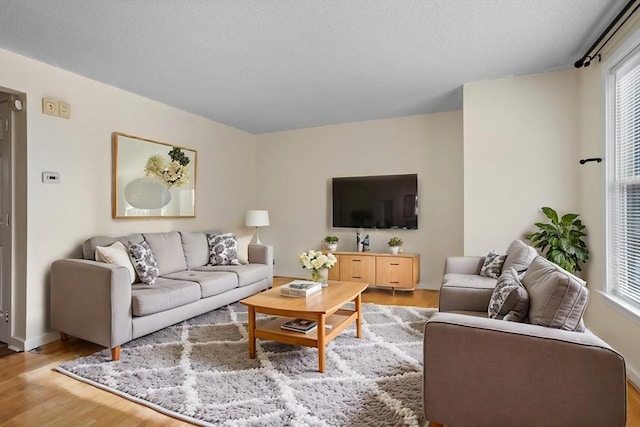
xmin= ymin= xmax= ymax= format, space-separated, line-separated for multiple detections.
xmin=0 ymin=277 xmax=637 ymax=426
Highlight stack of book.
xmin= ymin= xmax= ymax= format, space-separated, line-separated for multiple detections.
xmin=280 ymin=280 xmax=322 ymax=298
xmin=281 ymin=318 xmax=318 ymax=334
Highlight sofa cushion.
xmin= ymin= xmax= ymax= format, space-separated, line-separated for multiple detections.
xmin=480 ymin=251 xmax=507 ymax=279
xmin=195 ymin=264 xmax=269 ymax=287
xmin=131 ymin=278 xmax=201 ymax=316
xmin=128 ymin=240 xmax=159 ymax=284
xmin=95 ymin=241 xmax=137 ymax=284
xmin=522 ymin=256 xmax=589 ymax=332
xmin=162 ymin=270 xmax=238 ymax=298
xmin=143 ymin=232 xmax=188 ymax=275
xmin=207 ymin=233 xmax=240 ymax=266
xmin=442 ymin=273 xmax=497 ymax=289
xmin=180 ymin=232 xmax=210 ymax=269
xmin=488 ymin=267 xmax=529 ymax=322
xmin=502 ymin=240 xmax=537 ymax=273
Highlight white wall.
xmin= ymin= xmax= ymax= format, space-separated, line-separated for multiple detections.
xmin=256 ymin=112 xmax=463 ymax=289
xmin=463 ymin=69 xmax=580 ymax=255
xmin=0 ymin=48 xmax=258 ymax=350
xmin=577 ymin=15 xmax=640 ymax=387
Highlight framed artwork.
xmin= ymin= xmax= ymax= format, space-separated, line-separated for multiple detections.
xmin=112 ymin=132 xmax=197 ymax=218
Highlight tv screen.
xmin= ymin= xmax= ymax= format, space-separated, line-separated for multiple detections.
xmin=332 ymin=174 xmax=418 ymax=229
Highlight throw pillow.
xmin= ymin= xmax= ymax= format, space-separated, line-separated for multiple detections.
xmin=95 ymin=241 xmax=137 ymax=284
xmin=127 ymin=240 xmax=159 ymax=284
xmin=207 ymin=233 xmax=240 ymax=266
xmin=522 ymin=256 xmax=589 ymax=331
xmin=480 ymin=251 xmax=507 ymax=279
xmin=488 ymin=267 xmax=530 ymax=322
xmin=235 ymin=232 xmax=253 ymax=264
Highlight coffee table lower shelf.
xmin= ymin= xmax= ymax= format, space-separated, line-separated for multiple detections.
xmin=242 ymin=280 xmax=368 ymax=373
xmin=255 ymin=308 xmax=356 ymax=346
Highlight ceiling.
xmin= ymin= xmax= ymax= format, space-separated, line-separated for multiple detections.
xmin=0 ymin=0 xmax=627 ymax=134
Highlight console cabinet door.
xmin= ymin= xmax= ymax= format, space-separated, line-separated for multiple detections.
xmin=376 ymin=257 xmax=413 ymax=288
xmin=340 ymin=255 xmax=375 ymax=284
xmin=328 ymin=255 xmax=340 ymax=281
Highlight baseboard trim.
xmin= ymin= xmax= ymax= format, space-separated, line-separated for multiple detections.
xmin=23 ymin=330 xmax=60 ymax=352
xmin=628 ymin=363 xmax=640 ymax=390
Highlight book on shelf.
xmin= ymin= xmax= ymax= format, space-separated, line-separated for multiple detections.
xmin=280 ymin=280 xmax=322 ymax=298
xmin=281 ymin=318 xmax=318 ymax=334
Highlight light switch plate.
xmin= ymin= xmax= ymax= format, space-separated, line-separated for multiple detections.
xmin=42 ymin=98 xmax=57 ymax=116
xmin=58 ymin=101 xmax=70 ymax=119
xmin=42 ymin=171 xmax=60 ymax=183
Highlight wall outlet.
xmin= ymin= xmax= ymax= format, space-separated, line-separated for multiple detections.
xmin=58 ymin=101 xmax=70 ymax=119
xmin=42 ymin=98 xmax=58 ymax=116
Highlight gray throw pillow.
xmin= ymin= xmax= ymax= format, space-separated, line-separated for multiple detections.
xmin=128 ymin=240 xmax=159 ymax=284
xmin=488 ymin=267 xmax=530 ymax=322
xmin=480 ymin=251 xmax=507 ymax=279
xmin=522 ymin=256 xmax=589 ymax=331
xmin=207 ymin=233 xmax=240 ymax=266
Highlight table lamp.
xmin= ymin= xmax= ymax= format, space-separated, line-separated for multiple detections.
xmin=245 ymin=210 xmax=270 ymax=244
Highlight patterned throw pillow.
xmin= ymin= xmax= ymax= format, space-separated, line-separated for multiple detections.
xmin=488 ymin=267 xmax=530 ymax=322
xmin=207 ymin=233 xmax=240 ymax=266
xmin=480 ymin=251 xmax=507 ymax=279
xmin=127 ymin=240 xmax=159 ymax=284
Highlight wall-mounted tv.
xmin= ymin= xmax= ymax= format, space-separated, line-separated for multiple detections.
xmin=332 ymin=174 xmax=418 ymax=229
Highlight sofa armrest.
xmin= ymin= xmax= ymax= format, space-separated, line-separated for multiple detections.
xmin=443 ymin=256 xmax=484 ymax=275
xmin=248 ymin=244 xmax=273 ymax=286
xmin=50 ymin=259 xmax=133 ymax=349
xmin=423 ymin=313 xmax=627 ymax=427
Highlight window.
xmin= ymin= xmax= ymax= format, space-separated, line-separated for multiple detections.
xmin=607 ymin=41 xmax=640 ymax=309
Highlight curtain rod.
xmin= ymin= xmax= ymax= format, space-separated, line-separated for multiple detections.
xmin=575 ymin=0 xmax=639 ymax=68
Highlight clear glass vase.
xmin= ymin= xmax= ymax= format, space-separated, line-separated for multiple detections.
xmin=310 ymin=268 xmax=328 ymax=287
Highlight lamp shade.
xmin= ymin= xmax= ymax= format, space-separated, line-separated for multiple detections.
xmin=245 ymin=210 xmax=270 ymax=227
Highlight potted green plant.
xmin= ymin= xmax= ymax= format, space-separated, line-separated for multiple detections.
xmin=324 ymin=235 xmax=339 ymax=251
xmin=388 ymin=236 xmax=403 ymax=254
xmin=526 ymin=207 xmax=589 ymax=274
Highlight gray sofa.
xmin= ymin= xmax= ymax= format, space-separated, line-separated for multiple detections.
xmin=424 ymin=242 xmax=627 ymax=427
xmin=50 ymin=231 xmax=273 ymax=360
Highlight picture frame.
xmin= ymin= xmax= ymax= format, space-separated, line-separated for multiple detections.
xmin=112 ymin=132 xmax=197 ymax=218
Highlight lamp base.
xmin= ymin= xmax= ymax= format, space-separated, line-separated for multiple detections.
xmin=255 ymin=227 xmax=263 ymax=245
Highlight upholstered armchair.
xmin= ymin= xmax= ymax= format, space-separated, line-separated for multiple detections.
xmin=424 ymin=252 xmax=627 ymax=427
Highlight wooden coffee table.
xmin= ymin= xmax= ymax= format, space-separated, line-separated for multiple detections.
xmin=240 ymin=280 xmax=368 ymax=373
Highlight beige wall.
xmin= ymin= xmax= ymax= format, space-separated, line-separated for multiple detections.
xmin=463 ymin=69 xmax=580 ymax=255
xmin=0 ymin=48 xmax=258 ymax=350
xmin=577 ymin=15 xmax=640 ymax=387
xmin=256 ymin=112 xmax=464 ymax=289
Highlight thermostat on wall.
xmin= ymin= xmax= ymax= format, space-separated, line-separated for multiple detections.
xmin=42 ymin=171 xmax=60 ymax=183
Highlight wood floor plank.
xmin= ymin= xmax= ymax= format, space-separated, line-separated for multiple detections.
xmin=0 ymin=276 xmax=636 ymax=426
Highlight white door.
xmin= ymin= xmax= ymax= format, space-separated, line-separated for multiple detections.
xmin=0 ymin=97 xmax=12 ymax=344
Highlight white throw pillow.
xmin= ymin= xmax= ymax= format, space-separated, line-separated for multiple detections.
xmin=95 ymin=241 xmax=136 ymax=284
xmin=235 ymin=232 xmax=253 ymax=264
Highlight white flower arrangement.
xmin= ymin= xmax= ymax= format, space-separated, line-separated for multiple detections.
xmin=144 ymin=147 xmax=190 ymax=189
xmin=299 ymin=250 xmax=337 ymax=271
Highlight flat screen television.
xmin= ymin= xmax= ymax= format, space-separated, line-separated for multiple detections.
xmin=332 ymin=174 xmax=418 ymax=229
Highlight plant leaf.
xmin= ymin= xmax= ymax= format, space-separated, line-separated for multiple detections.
xmin=541 ymin=207 xmax=559 ymax=225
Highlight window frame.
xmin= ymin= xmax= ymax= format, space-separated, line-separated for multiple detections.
xmin=604 ymin=26 xmax=640 ymax=323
